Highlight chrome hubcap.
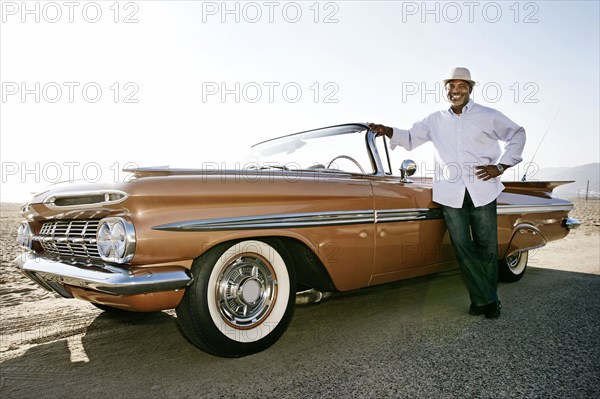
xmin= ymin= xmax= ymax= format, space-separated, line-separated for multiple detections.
xmin=505 ymin=251 xmax=527 ymax=275
xmin=241 ymin=278 xmax=261 ymax=304
xmin=217 ymin=255 xmax=277 ymax=328
xmin=506 ymin=253 xmax=521 ymax=269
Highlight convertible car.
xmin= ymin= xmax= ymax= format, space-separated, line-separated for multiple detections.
xmin=15 ymin=123 xmax=579 ymax=357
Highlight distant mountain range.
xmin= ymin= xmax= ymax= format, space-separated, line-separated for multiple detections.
xmin=524 ymin=162 xmax=600 ymax=195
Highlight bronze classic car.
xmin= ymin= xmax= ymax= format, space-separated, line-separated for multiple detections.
xmin=15 ymin=123 xmax=580 ymax=357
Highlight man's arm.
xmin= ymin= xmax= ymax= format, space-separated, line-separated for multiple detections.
xmin=476 ymin=113 xmax=526 ymax=181
xmin=368 ymin=121 xmax=431 ymax=151
xmin=494 ymin=112 xmax=526 ymax=167
xmin=498 ymin=126 xmax=526 ymax=167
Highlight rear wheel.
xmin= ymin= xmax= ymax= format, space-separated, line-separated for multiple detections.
xmin=176 ymin=239 xmax=296 ymax=357
xmin=498 ymin=251 xmax=528 ymax=283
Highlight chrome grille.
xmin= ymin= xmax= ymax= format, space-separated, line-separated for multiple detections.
xmin=35 ymin=220 xmax=100 ymax=259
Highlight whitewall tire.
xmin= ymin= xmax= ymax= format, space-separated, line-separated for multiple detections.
xmin=176 ymin=239 xmax=296 ymax=357
xmin=498 ymin=250 xmax=528 ymax=283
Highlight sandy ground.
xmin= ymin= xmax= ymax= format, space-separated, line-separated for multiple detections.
xmin=528 ymin=198 xmax=600 ymax=274
xmin=0 ymin=199 xmax=598 ymax=397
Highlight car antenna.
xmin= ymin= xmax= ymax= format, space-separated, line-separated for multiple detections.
xmin=521 ymin=109 xmax=560 ymax=181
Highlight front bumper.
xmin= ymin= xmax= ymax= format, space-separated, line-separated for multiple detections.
xmin=15 ymin=252 xmax=192 ymax=298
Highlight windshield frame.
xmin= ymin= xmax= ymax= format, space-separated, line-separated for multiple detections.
xmin=250 ymin=123 xmax=388 ymax=176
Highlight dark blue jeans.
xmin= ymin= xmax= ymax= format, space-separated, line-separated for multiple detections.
xmin=442 ymin=191 xmax=498 ymax=307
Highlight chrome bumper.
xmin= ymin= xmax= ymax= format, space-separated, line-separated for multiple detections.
xmin=15 ymin=253 xmax=192 ymax=298
xmin=561 ymin=217 xmax=581 ymax=230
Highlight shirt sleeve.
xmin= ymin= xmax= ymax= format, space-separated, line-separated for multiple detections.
xmin=493 ymin=112 xmax=526 ymax=166
xmin=389 ymin=118 xmax=432 ymax=151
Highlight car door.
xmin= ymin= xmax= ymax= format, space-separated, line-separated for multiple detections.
xmin=369 ymin=176 xmax=455 ymax=286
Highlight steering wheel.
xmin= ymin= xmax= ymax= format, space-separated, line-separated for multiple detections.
xmin=326 ymin=155 xmax=366 ymax=173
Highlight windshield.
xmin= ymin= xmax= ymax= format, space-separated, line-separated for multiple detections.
xmin=245 ymin=124 xmax=376 ymax=174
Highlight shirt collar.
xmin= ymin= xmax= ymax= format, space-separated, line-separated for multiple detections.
xmin=448 ymin=99 xmax=475 ymax=116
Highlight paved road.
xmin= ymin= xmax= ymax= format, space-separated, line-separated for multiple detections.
xmin=2 ymin=267 xmax=599 ymax=398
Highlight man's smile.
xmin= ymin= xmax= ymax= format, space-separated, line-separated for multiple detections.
xmin=449 ymin=92 xmax=467 ymax=105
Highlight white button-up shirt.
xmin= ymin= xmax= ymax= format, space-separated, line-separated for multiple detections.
xmin=390 ymin=100 xmax=526 ymax=208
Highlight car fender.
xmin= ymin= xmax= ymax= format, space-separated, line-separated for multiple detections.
xmin=503 ymin=223 xmax=547 ymax=258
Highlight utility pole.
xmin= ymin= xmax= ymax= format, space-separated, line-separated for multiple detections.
xmin=585 ymin=180 xmax=589 ymax=201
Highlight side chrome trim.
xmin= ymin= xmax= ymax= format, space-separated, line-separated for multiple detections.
xmin=15 ymin=253 xmax=192 ymax=296
xmin=154 ymin=211 xmax=375 ymax=231
xmin=43 ymin=190 xmax=129 ymax=210
xmin=155 ymin=204 xmax=572 ymax=233
xmin=154 ymin=208 xmax=444 ymax=232
xmin=497 ymin=203 xmax=574 ymax=215
xmin=376 ymin=208 xmax=443 ymax=222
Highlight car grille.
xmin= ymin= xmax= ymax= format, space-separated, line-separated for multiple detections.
xmin=35 ymin=220 xmax=101 ymax=259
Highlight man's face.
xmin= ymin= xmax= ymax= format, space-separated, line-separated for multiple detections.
xmin=445 ymin=80 xmax=472 ymax=107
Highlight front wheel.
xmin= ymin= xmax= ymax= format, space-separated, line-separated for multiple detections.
xmin=176 ymin=239 xmax=296 ymax=357
xmin=498 ymin=250 xmax=528 ymax=283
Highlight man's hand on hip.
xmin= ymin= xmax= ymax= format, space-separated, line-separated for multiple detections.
xmin=475 ymin=165 xmax=505 ymax=181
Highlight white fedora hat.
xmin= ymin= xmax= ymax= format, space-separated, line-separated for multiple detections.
xmin=443 ymin=67 xmax=476 ymax=86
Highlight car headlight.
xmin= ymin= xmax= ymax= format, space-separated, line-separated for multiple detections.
xmin=96 ymin=217 xmax=136 ymax=263
xmin=17 ymin=222 xmax=33 ymax=250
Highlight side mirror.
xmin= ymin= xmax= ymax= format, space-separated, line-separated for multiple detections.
xmin=400 ymin=159 xmax=417 ymax=183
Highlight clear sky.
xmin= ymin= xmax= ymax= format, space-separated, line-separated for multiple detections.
xmin=1 ymin=0 xmax=599 ymax=202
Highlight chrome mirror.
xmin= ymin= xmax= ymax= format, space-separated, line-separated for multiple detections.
xmin=400 ymin=159 xmax=417 ymax=183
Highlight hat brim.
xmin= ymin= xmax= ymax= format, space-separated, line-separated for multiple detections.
xmin=443 ymin=78 xmax=476 ymax=87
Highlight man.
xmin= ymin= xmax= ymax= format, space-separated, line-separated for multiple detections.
xmin=370 ymin=67 xmax=526 ymax=319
